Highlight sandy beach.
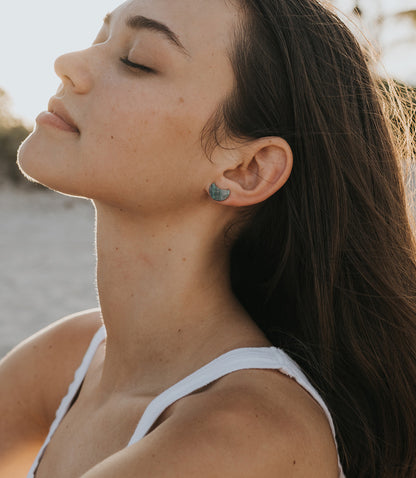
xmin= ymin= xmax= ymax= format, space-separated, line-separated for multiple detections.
xmin=0 ymin=185 xmax=97 ymax=358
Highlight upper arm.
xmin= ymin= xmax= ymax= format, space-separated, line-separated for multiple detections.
xmin=81 ymin=371 xmax=339 ymax=478
xmin=0 ymin=308 xmax=102 ymax=475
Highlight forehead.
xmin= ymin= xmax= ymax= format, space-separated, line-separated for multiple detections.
xmin=112 ymin=0 xmax=241 ymax=57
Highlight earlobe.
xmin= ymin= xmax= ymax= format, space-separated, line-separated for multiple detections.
xmin=208 ymin=138 xmax=293 ymax=207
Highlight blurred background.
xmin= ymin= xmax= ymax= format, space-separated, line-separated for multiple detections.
xmin=1 ymin=0 xmax=415 ymax=356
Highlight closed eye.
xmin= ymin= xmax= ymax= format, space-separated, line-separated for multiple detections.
xmin=120 ymin=56 xmax=155 ymax=74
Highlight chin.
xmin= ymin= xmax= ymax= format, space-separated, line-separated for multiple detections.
xmin=17 ymin=131 xmax=82 ymax=197
xmin=17 ymin=131 xmax=44 ymax=185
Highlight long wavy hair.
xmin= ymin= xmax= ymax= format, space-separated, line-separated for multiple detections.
xmin=203 ymin=0 xmax=416 ymax=476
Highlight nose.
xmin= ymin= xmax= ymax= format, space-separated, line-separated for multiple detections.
xmin=54 ymin=49 xmax=94 ymax=94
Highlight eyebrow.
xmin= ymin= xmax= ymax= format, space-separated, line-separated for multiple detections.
xmin=104 ymin=13 xmax=190 ymax=57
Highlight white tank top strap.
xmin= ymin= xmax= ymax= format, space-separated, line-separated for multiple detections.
xmin=27 ymin=325 xmax=106 ymax=478
xmin=28 ymin=326 xmax=345 ymax=478
xmin=128 ymin=346 xmax=345 ymax=477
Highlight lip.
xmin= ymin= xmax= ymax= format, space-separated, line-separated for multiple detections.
xmin=36 ymin=98 xmax=80 ymax=134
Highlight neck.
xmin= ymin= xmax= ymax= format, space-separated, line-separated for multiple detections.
xmin=93 ymin=201 xmax=267 ymax=395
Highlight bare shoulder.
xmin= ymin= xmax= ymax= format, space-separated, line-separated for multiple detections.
xmin=169 ymin=368 xmax=340 ymax=477
xmin=0 ymin=308 xmax=102 ymax=475
xmin=0 ymin=308 xmax=102 ymax=432
xmin=81 ymin=367 xmax=340 ymax=478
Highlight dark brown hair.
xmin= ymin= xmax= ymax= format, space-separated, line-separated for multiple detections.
xmin=204 ymin=0 xmax=416 ymax=475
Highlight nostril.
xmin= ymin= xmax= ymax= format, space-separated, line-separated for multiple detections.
xmin=64 ymin=74 xmax=75 ymax=87
xmin=54 ymin=50 xmax=93 ymax=94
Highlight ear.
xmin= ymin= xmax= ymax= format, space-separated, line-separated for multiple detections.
xmin=207 ymin=137 xmax=293 ymax=206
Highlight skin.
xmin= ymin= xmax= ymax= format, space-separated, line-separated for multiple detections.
xmin=1 ymin=0 xmax=339 ymax=476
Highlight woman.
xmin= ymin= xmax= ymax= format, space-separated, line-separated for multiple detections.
xmin=1 ymin=0 xmax=415 ymax=476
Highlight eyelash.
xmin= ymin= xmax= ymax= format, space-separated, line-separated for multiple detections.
xmin=120 ymin=56 xmax=155 ymax=74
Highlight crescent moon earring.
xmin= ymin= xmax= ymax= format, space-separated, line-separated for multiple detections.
xmin=209 ymin=183 xmax=231 ymax=202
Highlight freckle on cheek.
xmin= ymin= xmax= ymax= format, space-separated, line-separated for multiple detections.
xmin=178 ymin=97 xmax=185 ymax=104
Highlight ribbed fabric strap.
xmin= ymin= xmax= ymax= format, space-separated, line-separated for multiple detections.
xmin=27 ymin=325 xmax=106 ymax=478
xmin=28 ymin=325 xmax=345 ymax=478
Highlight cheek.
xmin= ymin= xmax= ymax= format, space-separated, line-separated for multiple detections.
xmin=77 ymin=94 xmax=209 ymax=208
xmin=87 ymin=68 xmax=225 ymax=173
xmin=87 ymin=94 xmax=203 ymax=172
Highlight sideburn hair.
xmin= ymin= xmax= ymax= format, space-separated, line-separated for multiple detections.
xmin=202 ymin=0 xmax=416 ymax=476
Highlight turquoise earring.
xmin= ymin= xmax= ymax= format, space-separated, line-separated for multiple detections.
xmin=209 ymin=183 xmax=231 ymax=202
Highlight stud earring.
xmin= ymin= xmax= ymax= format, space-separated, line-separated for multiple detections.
xmin=209 ymin=183 xmax=231 ymax=202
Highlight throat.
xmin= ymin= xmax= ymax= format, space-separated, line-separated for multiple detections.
xmin=92 ymin=201 xmax=266 ymax=395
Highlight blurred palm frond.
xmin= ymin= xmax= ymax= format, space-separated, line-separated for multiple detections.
xmin=395 ymin=10 xmax=416 ymax=25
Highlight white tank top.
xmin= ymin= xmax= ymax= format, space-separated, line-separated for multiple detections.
xmin=28 ymin=325 xmax=346 ymax=477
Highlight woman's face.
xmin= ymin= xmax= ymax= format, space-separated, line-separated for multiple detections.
xmin=18 ymin=0 xmax=239 ymax=214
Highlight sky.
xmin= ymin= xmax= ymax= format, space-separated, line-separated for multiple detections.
xmin=0 ymin=0 xmax=120 ymax=124
xmin=1 ymin=0 xmax=415 ymax=125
